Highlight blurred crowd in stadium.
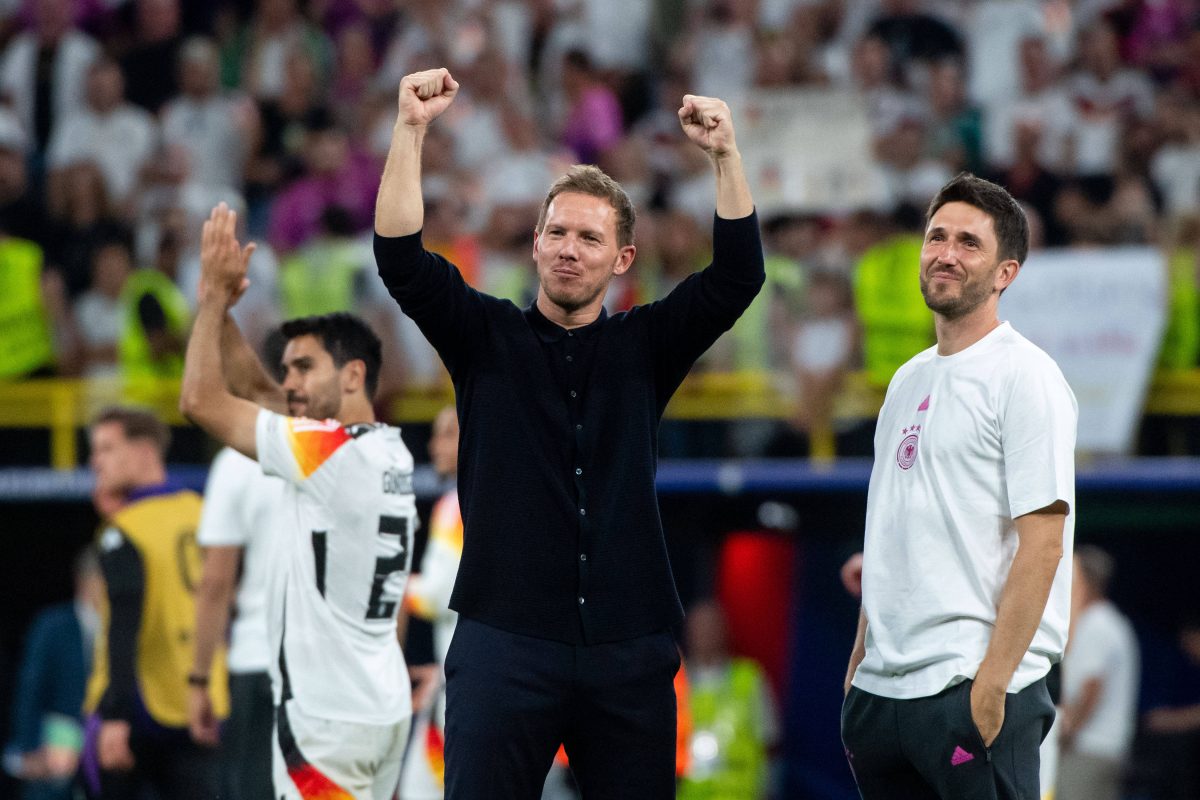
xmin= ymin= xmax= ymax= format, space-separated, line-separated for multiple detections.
xmin=0 ymin=0 xmax=1198 ymax=459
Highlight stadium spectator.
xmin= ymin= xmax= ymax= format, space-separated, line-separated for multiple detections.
xmin=374 ymin=67 xmax=762 ymax=798
xmin=278 ymin=205 xmax=373 ymax=319
xmin=559 ymin=49 xmax=624 ymax=167
xmin=0 ymin=111 xmax=47 ymax=244
xmin=3 ymin=547 xmax=101 ymax=800
xmin=229 ymin=0 xmax=333 ymax=102
xmin=119 ymin=0 xmax=184 ymax=115
xmin=160 ymin=37 xmax=254 ymax=192
xmin=0 ymin=225 xmax=56 ymax=379
xmin=82 ymin=407 xmax=227 ymax=800
xmin=42 ymin=162 xmax=127 ymax=299
xmin=0 ymin=0 xmax=99 ymax=157
xmin=865 ymin=0 xmax=964 ymax=80
xmin=115 ymin=232 xmax=190 ymax=386
xmin=45 ymin=57 xmax=158 ymax=217
xmin=72 ymin=237 xmax=133 ymax=378
xmin=1056 ymin=546 xmax=1140 ymax=800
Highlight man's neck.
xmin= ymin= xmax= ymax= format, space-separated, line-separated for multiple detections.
xmin=335 ymin=397 xmax=376 ymax=427
xmin=934 ymin=302 xmax=1002 ymax=356
xmin=535 ymin=291 xmax=604 ymax=330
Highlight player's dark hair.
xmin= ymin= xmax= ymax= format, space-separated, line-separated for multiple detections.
xmin=92 ymin=407 xmax=171 ymax=457
xmin=537 ymin=165 xmax=636 ymax=247
xmin=281 ymin=312 xmax=383 ymax=399
xmin=926 ymin=173 xmax=1030 ymax=266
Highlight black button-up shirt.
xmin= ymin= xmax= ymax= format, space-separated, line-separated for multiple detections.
xmin=374 ymin=212 xmax=764 ymax=644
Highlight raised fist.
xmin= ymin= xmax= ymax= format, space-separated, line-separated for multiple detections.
xmin=398 ymin=68 xmax=460 ymax=127
xmin=677 ymin=95 xmax=738 ymax=159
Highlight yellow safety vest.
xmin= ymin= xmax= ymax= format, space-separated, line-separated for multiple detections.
xmin=85 ymin=489 xmax=229 ymax=727
xmin=0 ymin=236 xmax=54 ymax=378
xmin=280 ymin=239 xmax=365 ymax=318
xmin=118 ymin=269 xmax=190 ymax=382
xmin=853 ymin=234 xmax=935 ymax=387
xmin=679 ymin=659 xmax=771 ymax=800
xmin=1159 ymin=247 xmax=1199 ymax=369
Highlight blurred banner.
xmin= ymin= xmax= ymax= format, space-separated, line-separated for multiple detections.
xmin=734 ymin=89 xmax=889 ymax=215
xmin=1001 ymin=247 xmax=1167 ymax=454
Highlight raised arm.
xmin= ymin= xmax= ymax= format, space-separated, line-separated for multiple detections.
xmin=374 ymin=68 xmax=459 ymax=237
xmin=677 ymin=94 xmax=753 ymax=220
xmin=221 ymin=314 xmax=285 ymax=413
xmin=180 ymin=204 xmax=263 ymax=459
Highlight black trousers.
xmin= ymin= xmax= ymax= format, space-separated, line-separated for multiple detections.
xmin=221 ymin=671 xmax=274 ymax=800
xmin=443 ymin=617 xmax=680 ymax=800
xmin=841 ymin=678 xmax=1055 ymax=800
xmin=92 ymin=727 xmax=219 ymax=800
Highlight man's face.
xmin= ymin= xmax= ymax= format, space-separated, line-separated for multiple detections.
xmin=919 ymin=201 xmax=1009 ymax=319
xmin=89 ymin=422 xmax=143 ymax=495
xmin=533 ymin=192 xmax=634 ymax=315
xmin=281 ymin=334 xmax=344 ymax=420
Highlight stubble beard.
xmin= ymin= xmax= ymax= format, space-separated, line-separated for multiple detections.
xmin=920 ymin=267 xmax=996 ymax=320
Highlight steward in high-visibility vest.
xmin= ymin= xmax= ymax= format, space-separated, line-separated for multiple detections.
xmin=279 ymin=236 xmax=368 ymax=318
xmin=117 ymin=268 xmax=190 ymax=382
xmin=852 ymin=233 xmax=935 ymax=388
xmin=679 ymin=658 xmax=774 ymax=800
xmin=0 ymin=235 xmax=55 ymax=378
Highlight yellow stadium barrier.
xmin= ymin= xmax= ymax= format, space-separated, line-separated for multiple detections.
xmin=0 ymin=370 xmax=1197 ymax=470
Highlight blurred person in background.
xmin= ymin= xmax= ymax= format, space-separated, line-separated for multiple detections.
xmin=678 ymin=599 xmax=777 ymax=800
xmin=0 ymin=214 xmax=57 ymax=379
xmin=1055 ymin=545 xmax=1139 ymax=800
xmin=160 ymin=36 xmax=255 ymax=193
xmin=398 ymin=406 xmax=462 ymax=800
xmin=188 ymin=331 xmax=286 ymax=800
xmin=3 ymin=547 xmax=102 ymax=800
xmin=1140 ymin=616 xmax=1200 ymax=799
xmin=119 ymin=0 xmax=184 ymax=115
xmin=45 ymin=57 xmax=158 ymax=218
xmin=116 ymin=227 xmax=191 ymax=387
xmin=278 ymin=205 xmax=373 ymax=319
xmin=0 ymin=111 xmax=48 ymax=244
xmin=71 ymin=236 xmax=134 ymax=378
xmin=0 ymin=0 xmax=99 ymax=160
xmin=82 ymin=407 xmax=227 ymax=800
xmin=43 ymin=162 xmax=127 ymax=299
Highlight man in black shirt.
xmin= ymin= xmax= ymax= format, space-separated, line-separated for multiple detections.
xmin=374 ymin=67 xmax=763 ymax=799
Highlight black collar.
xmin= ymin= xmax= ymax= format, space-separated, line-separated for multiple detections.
xmin=525 ymin=301 xmax=608 ymax=343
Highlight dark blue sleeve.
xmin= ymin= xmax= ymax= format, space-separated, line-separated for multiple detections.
xmin=373 ymin=231 xmax=489 ymax=375
xmin=646 ymin=210 xmax=765 ymax=400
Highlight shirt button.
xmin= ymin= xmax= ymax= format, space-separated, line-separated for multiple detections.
xmin=570 ymin=390 xmax=577 ymax=398
xmin=579 ymin=508 xmax=586 ymax=516
xmin=575 ymin=423 xmax=583 ymax=431
xmin=567 ymin=331 xmax=574 ymax=337
xmin=575 ymin=467 xmax=582 ymax=475
xmin=578 ymin=596 xmax=585 ymax=604
xmin=566 ymin=355 xmax=573 ymax=362
xmin=580 ymin=553 xmax=587 ymax=562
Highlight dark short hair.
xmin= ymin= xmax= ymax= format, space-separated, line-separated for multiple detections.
xmin=92 ymin=406 xmax=171 ymax=457
xmin=536 ymin=165 xmax=636 ymax=248
xmin=281 ymin=312 xmax=383 ymax=399
xmin=926 ymin=173 xmax=1029 ymax=265
xmin=1075 ymin=545 xmax=1115 ymax=597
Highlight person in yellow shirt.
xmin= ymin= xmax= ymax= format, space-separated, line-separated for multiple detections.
xmin=81 ymin=407 xmax=227 ymax=800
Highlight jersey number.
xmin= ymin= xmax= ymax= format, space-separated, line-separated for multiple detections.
xmin=311 ymin=516 xmax=409 ymax=620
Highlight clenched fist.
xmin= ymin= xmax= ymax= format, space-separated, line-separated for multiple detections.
xmin=678 ymin=95 xmax=739 ymax=159
xmin=398 ymin=68 xmax=460 ymax=127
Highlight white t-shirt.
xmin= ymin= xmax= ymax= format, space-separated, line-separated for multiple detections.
xmin=855 ymin=322 xmax=1078 ymax=699
xmin=1062 ymin=601 xmax=1140 ymax=761
xmin=197 ymin=447 xmax=284 ymax=674
xmin=256 ymin=410 xmax=417 ymax=725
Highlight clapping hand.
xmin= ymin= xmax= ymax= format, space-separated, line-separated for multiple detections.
xmin=198 ymin=202 xmax=254 ymax=308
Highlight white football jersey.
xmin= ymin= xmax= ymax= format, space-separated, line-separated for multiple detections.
xmin=256 ymin=409 xmax=417 ymax=725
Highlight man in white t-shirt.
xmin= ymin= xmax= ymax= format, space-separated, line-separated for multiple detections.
xmin=1056 ymin=546 xmax=1139 ymax=800
xmin=842 ymin=172 xmax=1078 ymax=800
xmin=180 ymin=203 xmax=416 ymax=800
xmin=188 ymin=445 xmax=284 ymax=800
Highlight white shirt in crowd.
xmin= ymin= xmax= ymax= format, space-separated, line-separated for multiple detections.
xmin=1062 ymin=601 xmax=1140 ymax=761
xmin=196 ymin=447 xmax=284 ymax=674
xmin=0 ymin=30 xmax=98 ymax=143
xmin=256 ymin=410 xmax=417 ymax=725
xmin=160 ymin=93 xmax=251 ymax=190
xmin=856 ymin=322 xmax=1078 ymax=699
xmin=46 ymin=104 xmax=157 ymax=204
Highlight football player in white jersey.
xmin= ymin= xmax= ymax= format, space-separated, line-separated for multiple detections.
xmin=181 ymin=203 xmax=417 ymax=800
